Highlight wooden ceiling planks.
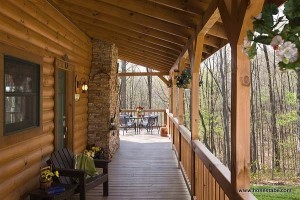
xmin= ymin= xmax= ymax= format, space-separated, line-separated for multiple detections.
xmin=48 ymin=0 xmax=229 ymax=72
xmin=148 ymin=0 xmax=209 ymax=14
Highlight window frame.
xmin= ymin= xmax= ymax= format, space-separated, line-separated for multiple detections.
xmin=0 ymin=43 xmax=43 ymax=148
xmin=3 ymin=55 xmax=40 ymax=135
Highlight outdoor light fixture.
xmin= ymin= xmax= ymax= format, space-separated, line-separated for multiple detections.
xmin=81 ymin=81 xmax=88 ymax=93
xmin=74 ymin=75 xmax=88 ymax=101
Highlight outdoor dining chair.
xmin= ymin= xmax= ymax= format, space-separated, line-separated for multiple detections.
xmin=139 ymin=116 xmax=156 ymax=134
xmin=120 ymin=115 xmax=136 ymax=135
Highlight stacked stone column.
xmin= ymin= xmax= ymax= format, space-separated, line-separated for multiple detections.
xmin=88 ymin=39 xmax=120 ymax=159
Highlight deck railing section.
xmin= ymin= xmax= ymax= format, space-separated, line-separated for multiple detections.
xmin=120 ymin=109 xmax=167 ymax=128
xmin=167 ymin=109 xmax=256 ymax=200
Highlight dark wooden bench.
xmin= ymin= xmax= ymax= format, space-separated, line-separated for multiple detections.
xmin=47 ymin=148 xmax=110 ymax=200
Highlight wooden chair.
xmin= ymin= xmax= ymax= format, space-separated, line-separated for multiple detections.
xmin=47 ymin=148 xmax=110 ymax=200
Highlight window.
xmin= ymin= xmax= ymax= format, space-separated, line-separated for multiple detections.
xmin=4 ymin=55 xmax=40 ymax=134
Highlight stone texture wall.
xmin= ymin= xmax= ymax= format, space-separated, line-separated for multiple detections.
xmin=88 ymin=39 xmax=120 ymax=159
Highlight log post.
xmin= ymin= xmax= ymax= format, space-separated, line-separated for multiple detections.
xmin=189 ymin=33 xmax=204 ymax=199
xmin=218 ymin=0 xmax=265 ymax=197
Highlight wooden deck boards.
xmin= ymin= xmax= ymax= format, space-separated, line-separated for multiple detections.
xmin=73 ymin=131 xmax=189 ymax=199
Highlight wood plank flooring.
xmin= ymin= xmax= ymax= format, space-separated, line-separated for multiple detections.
xmin=73 ymin=131 xmax=189 ymax=199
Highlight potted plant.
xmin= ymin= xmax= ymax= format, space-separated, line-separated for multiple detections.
xmin=136 ymin=106 xmax=144 ymax=117
xmin=176 ymin=68 xmax=192 ymax=89
xmin=84 ymin=145 xmax=104 ymax=159
xmin=40 ymin=166 xmax=59 ymax=189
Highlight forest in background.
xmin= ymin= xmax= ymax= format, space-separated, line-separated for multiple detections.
xmin=189 ymin=44 xmax=300 ymax=184
xmin=118 ymin=60 xmax=168 ymax=110
xmin=118 ymin=42 xmax=300 ymax=184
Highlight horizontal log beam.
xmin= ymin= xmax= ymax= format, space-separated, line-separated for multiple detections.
xmin=49 ymin=0 xmax=194 ymax=38
xmin=118 ymin=46 xmax=176 ymax=64
xmin=97 ymin=0 xmax=199 ymax=27
xmin=148 ymin=0 xmax=208 ymax=14
xmin=83 ymin=26 xmax=181 ymax=56
xmin=118 ymin=55 xmax=169 ymax=71
xmin=170 ymin=0 xmax=219 ymax=72
xmin=63 ymin=8 xmax=187 ymax=46
xmin=73 ymin=18 xmax=184 ymax=52
xmin=118 ymin=54 xmax=172 ymax=70
xmin=118 ymin=72 xmax=169 ymax=76
xmin=119 ymin=49 xmax=174 ymax=66
xmin=207 ymin=22 xmax=227 ymax=40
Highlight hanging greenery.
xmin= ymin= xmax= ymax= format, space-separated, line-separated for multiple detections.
xmin=176 ymin=68 xmax=192 ymax=88
xmin=243 ymin=0 xmax=300 ymax=70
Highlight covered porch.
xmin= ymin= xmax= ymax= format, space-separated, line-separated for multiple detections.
xmin=82 ymin=133 xmax=190 ymax=200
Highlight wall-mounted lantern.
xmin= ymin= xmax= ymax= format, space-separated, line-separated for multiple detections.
xmin=75 ymin=75 xmax=89 ymax=101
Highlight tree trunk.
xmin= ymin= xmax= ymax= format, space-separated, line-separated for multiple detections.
xmin=250 ymin=61 xmax=257 ymax=173
xmin=296 ymin=69 xmax=300 ymax=176
xmin=120 ymin=60 xmax=127 ymax=109
xmin=146 ymin=68 xmax=152 ymax=109
xmin=263 ymin=45 xmax=280 ymax=174
xmin=219 ymin=48 xmax=230 ymax=167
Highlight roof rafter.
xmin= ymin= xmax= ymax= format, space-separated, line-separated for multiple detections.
xmin=62 ymin=8 xmax=187 ymax=46
xmin=148 ymin=0 xmax=208 ymax=15
xmin=97 ymin=0 xmax=200 ymax=27
xmin=84 ymin=27 xmax=181 ymax=55
xmin=49 ymin=0 xmax=194 ymax=38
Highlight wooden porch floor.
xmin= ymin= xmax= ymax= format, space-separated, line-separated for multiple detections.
xmin=74 ymin=130 xmax=189 ymax=199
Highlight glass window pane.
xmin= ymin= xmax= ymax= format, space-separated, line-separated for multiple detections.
xmin=4 ymin=56 xmax=40 ymax=134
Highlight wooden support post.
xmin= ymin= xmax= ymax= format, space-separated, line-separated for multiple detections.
xmin=178 ymin=58 xmax=185 ymax=125
xmin=230 ymin=43 xmax=251 ymax=196
xmin=188 ymin=33 xmax=204 ymax=199
xmin=172 ymin=72 xmax=178 ymax=118
xmin=218 ymin=0 xmax=265 ymax=197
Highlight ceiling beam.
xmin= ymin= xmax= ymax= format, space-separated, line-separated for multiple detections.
xmin=119 ymin=50 xmax=174 ymax=66
xmin=203 ymin=35 xmax=222 ymax=48
xmin=119 ymin=50 xmax=173 ymax=66
xmin=118 ymin=72 xmax=169 ymax=76
xmin=170 ymin=0 xmax=220 ymax=72
xmin=84 ymin=27 xmax=181 ymax=56
xmin=207 ymin=22 xmax=227 ymax=40
xmin=62 ymin=8 xmax=187 ymax=46
xmin=118 ymin=46 xmax=176 ymax=64
xmin=118 ymin=55 xmax=169 ymax=71
xmin=158 ymin=75 xmax=171 ymax=87
xmin=83 ymin=30 xmax=179 ymax=59
xmin=49 ymin=0 xmax=194 ymax=38
xmin=97 ymin=0 xmax=199 ymax=27
xmin=148 ymin=0 xmax=208 ymax=14
xmin=76 ymin=21 xmax=183 ymax=52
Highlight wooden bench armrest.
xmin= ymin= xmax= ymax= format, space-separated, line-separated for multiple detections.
xmin=53 ymin=168 xmax=86 ymax=179
xmin=94 ymin=159 xmax=111 ymax=169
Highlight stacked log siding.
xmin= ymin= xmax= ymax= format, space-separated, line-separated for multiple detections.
xmin=0 ymin=1 xmax=91 ymax=199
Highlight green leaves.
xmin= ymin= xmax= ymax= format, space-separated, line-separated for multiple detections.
xmin=247 ymin=43 xmax=257 ymax=59
xmin=253 ymin=35 xmax=272 ymax=45
xmin=244 ymin=0 xmax=300 ymax=71
xmin=284 ymin=0 xmax=300 ymax=20
xmin=261 ymin=3 xmax=278 ymax=27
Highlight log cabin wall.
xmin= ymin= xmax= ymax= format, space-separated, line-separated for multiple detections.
xmin=0 ymin=1 xmax=92 ymax=199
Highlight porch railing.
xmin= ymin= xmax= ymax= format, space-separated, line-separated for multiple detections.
xmin=120 ymin=109 xmax=167 ymax=128
xmin=167 ymin=109 xmax=256 ymax=200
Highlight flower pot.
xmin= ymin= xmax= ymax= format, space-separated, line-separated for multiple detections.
xmin=40 ymin=179 xmax=53 ymax=189
xmin=184 ymin=83 xmax=191 ymax=89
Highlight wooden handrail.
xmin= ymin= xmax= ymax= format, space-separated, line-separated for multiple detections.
xmin=167 ymin=111 xmax=257 ymax=200
xmin=193 ymin=140 xmax=234 ymax=199
xmin=121 ymin=109 xmax=166 ymax=112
